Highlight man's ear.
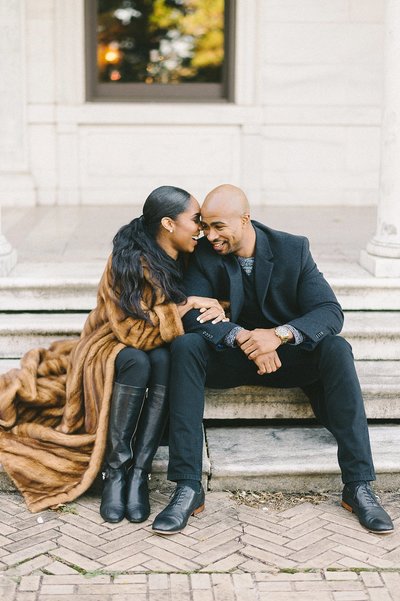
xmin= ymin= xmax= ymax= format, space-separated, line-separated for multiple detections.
xmin=241 ymin=213 xmax=251 ymax=225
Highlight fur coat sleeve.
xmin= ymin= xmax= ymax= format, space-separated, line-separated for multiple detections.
xmin=98 ymin=256 xmax=184 ymax=349
xmin=0 ymin=255 xmax=184 ymax=512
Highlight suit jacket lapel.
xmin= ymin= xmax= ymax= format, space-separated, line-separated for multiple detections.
xmin=224 ymin=254 xmax=245 ymax=321
xmin=254 ymin=226 xmax=274 ymax=311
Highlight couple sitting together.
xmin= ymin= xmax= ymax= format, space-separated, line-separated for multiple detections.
xmin=0 ymin=184 xmax=393 ymax=536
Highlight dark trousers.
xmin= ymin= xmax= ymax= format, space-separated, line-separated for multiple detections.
xmin=167 ymin=333 xmax=375 ymax=485
xmin=115 ymin=346 xmax=170 ymax=388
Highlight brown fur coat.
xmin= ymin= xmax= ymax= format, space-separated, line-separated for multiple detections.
xmin=0 ymin=256 xmax=184 ymax=512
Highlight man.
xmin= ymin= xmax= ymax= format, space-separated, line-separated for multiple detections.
xmin=152 ymin=184 xmax=393 ymax=535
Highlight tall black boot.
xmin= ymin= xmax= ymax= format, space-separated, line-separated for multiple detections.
xmin=126 ymin=384 xmax=169 ymax=523
xmin=100 ymin=382 xmax=146 ymax=523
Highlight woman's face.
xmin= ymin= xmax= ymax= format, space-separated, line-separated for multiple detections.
xmin=169 ymin=196 xmax=202 ymax=254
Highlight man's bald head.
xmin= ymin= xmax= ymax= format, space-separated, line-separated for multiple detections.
xmin=203 ymin=184 xmax=250 ymax=217
xmin=200 ymin=184 xmax=255 ymax=257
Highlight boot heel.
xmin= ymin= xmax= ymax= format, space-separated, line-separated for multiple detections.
xmin=341 ymin=500 xmax=353 ymax=513
xmin=192 ymin=503 xmax=205 ymax=516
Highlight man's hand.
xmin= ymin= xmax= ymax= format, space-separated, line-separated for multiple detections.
xmin=253 ymin=351 xmax=282 ymax=375
xmin=236 ymin=328 xmax=288 ymax=359
xmin=235 ymin=329 xmax=283 ymax=373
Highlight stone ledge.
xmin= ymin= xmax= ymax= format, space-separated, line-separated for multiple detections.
xmin=1 ymin=312 xmax=400 ymax=359
xmin=207 ymin=424 xmax=400 ymax=492
xmin=204 ymin=360 xmax=400 ymax=419
xmin=1 ymin=259 xmax=400 ymax=310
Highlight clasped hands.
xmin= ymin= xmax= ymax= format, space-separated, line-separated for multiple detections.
xmin=236 ymin=328 xmax=282 ymax=375
xmin=179 ymin=298 xmax=282 ymax=374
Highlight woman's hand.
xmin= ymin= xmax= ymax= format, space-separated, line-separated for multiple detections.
xmin=178 ymin=296 xmax=229 ymax=324
xmin=197 ymin=305 xmax=230 ymax=324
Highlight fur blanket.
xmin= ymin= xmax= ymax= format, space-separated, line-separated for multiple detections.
xmin=0 ymin=257 xmax=184 ymax=512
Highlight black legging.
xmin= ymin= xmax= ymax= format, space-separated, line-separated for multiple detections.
xmin=115 ymin=346 xmax=170 ymax=389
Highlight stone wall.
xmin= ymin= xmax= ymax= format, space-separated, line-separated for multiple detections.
xmin=0 ymin=0 xmax=385 ymax=206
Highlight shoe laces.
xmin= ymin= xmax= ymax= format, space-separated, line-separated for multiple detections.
xmin=357 ymin=484 xmax=380 ymax=508
xmin=169 ymin=486 xmax=186 ymax=508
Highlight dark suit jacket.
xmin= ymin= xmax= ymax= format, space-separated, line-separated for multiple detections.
xmin=182 ymin=221 xmax=344 ymax=351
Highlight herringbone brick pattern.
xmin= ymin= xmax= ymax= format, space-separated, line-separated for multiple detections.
xmin=0 ymin=490 xmax=400 ymax=599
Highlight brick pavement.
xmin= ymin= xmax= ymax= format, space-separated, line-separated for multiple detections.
xmin=0 ymin=489 xmax=400 ymax=600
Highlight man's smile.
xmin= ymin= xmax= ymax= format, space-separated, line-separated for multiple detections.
xmin=211 ymin=241 xmax=226 ymax=251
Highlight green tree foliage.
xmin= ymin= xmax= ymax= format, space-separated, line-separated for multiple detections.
xmin=97 ymin=0 xmax=224 ymax=83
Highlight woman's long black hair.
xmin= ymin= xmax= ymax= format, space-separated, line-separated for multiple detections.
xmin=112 ymin=185 xmax=191 ymax=320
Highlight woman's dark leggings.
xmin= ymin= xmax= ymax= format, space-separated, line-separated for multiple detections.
xmin=115 ymin=346 xmax=170 ymax=389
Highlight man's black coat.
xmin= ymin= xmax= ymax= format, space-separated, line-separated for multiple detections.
xmin=182 ymin=221 xmax=344 ymax=352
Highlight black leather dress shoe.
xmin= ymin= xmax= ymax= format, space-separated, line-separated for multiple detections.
xmin=342 ymin=482 xmax=394 ymax=534
xmin=152 ymin=485 xmax=205 ymax=534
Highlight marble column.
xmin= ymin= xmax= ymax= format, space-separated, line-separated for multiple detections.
xmin=0 ymin=207 xmax=17 ymax=276
xmin=360 ymin=0 xmax=400 ymax=277
xmin=0 ymin=0 xmax=25 ymax=275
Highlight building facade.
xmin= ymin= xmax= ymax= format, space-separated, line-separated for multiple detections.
xmin=0 ymin=0 xmax=386 ymax=207
xmin=1 ymin=0 xmax=400 ymax=277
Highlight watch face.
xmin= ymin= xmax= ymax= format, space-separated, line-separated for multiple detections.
xmin=276 ymin=326 xmax=290 ymax=337
xmin=275 ymin=326 xmax=291 ymax=343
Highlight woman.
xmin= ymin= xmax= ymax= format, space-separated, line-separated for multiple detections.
xmin=100 ymin=185 xmax=226 ymax=523
xmin=0 ymin=186 xmax=225 ymax=519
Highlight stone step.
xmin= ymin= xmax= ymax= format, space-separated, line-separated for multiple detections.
xmin=0 ymin=313 xmax=87 ymax=358
xmin=2 ymin=424 xmax=396 ymax=495
xmin=0 ymin=262 xmax=102 ymax=312
xmin=0 ymin=263 xmax=400 ymax=311
xmin=0 ymin=276 xmax=99 ymax=312
xmin=0 ymin=311 xmax=399 ymax=360
xmin=204 ymin=361 xmax=400 ymax=420
xmin=0 ymin=359 xmax=20 ymax=372
xmin=2 ymin=358 xmax=399 ymax=421
xmin=206 ymin=424 xmax=400 ymax=492
xmin=330 ymin=277 xmax=400 ymax=311
xmin=0 ymin=279 xmax=399 ymax=312
xmin=344 ymin=312 xmax=400 ymax=359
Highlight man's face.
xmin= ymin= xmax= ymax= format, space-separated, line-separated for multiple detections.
xmin=200 ymin=209 xmax=246 ymax=255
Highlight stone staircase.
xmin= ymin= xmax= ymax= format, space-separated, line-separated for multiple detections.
xmin=1 ymin=267 xmax=400 ymax=494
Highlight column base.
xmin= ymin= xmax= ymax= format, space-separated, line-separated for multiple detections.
xmin=0 ymin=246 xmax=17 ymax=276
xmin=360 ymin=249 xmax=400 ymax=277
